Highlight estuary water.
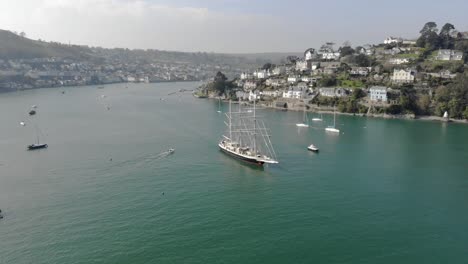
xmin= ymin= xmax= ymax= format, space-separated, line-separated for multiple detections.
xmin=0 ymin=82 xmax=467 ymax=263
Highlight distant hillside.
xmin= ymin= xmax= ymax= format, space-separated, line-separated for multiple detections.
xmin=229 ymin=52 xmax=303 ymax=64
xmin=0 ymin=29 xmax=271 ymax=67
xmin=0 ymin=30 xmax=93 ymax=60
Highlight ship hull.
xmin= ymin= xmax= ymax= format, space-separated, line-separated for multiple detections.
xmin=27 ymin=144 xmax=48 ymax=150
xmin=219 ymin=146 xmax=264 ymax=166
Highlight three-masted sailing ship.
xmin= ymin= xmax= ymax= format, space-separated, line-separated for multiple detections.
xmin=218 ymin=100 xmax=278 ymax=165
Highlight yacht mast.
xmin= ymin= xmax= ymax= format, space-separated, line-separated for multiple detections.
xmin=333 ymin=106 xmax=336 ymax=128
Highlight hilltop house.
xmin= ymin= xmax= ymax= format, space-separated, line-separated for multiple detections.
xmin=287 ymin=75 xmax=300 ymax=83
xmin=392 ymin=69 xmax=416 ymax=84
xmin=319 ymin=87 xmax=348 ymax=97
xmin=260 ymin=90 xmax=281 ymax=98
xmin=402 ymin=39 xmax=417 ymax=45
xmin=295 ymin=59 xmax=309 ymax=71
xmin=350 ymin=67 xmax=371 ymax=76
xmin=388 ymin=58 xmax=410 ymax=65
xmin=384 ymin=37 xmax=403 ymax=45
xmin=282 ymin=87 xmax=305 ymax=99
xmin=271 ymin=65 xmax=286 ymax=76
xmin=425 ymin=70 xmax=457 ymax=79
xmin=253 ymin=69 xmax=269 ymax=79
xmin=248 ymin=90 xmax=259 ymax=101
xmin=305 ymin=48 xmax=319 ymax=61
xmin=435 ymin=49 xmax=463 ymax=61
xmin=240 ymin=72 xmax=253 ymax=80
xmin=243 ymin=80 xmax=258 ymax=90
xmin=265 ymin=78 xmax=286 ymax=87
xmin=359 ymin=44 xmax=375 ymax=56
xmin=369 ymin=86 xmax=388 ymax=102
xmin=320 ymin=52 xmax=341 ymax=61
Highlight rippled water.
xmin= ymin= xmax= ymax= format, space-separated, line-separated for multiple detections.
xmin=1 ymin=82 xmax=467 ymax=263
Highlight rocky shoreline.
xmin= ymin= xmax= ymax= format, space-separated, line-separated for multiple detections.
xmin=202 ymin=96 xmax=468 ymax=124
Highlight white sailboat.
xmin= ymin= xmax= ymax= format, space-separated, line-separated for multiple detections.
xmin=325 ymin=107 xmax=340 ymax=133
xmin=312 ymin=113 xmax=323 ymax=122
xmin=296 ymin=104 xmax=309 ymax=127
xmin=218 ymin=100 xmax=278 ymax=165
xmin=217 ymin=98 xmax=222 ymax=113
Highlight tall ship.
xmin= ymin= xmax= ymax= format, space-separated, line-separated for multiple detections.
xmin=218 ymin=100 xmax=278 ymax=166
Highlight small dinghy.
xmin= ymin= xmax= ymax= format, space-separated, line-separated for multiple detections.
xmin=307 ymin=144 xmax=319 ymax=152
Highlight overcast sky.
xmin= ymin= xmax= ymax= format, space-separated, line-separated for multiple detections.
xmin=1 ymin=0 xmax=467 ymax=53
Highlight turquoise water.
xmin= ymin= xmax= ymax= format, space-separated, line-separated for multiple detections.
xmin=1 ymin=82 xmax=467 ymax=263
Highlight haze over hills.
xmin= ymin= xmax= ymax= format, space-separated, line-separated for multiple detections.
xmin=0 ymin=29 xmax=295 ymax=91
xmin=0 ymin=29 xmax=291 ymax=65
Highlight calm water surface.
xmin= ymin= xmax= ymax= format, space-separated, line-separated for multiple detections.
xmin=0 ymin=82 xmax=467 ymax=263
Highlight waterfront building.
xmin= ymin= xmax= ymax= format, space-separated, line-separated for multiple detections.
xmin=369 ymin=86 xmax=388 ymax=102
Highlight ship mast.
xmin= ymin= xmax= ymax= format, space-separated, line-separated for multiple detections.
xmin=229 ymin=100 xmax=232 ymax=140
xmin=253 ymin=99 xmax=256 ymax=155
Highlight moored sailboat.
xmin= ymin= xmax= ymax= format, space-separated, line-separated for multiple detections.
xmin=296 ymin=103 xmax=309 ymax=127
xmin=27 ymin=123 xmax=48 ymax=151
xmin=312 ymin=113 xmax=323 ymax=122
xmin=325 ymin=106 xmax=340 ymax=133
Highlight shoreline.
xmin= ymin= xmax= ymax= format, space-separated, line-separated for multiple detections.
xmin=0 ymin=80 xmax=201 ymax=94
xmin=203 ymin=97 xmax=468 ymax=125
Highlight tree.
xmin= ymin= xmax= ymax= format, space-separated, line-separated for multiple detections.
xmin=340 ymin=46 xmax=355 ymax=57
xmin=19 ymin=31 xmax=26 ymax=38
xmin=419 ymin=22 xmax=438 ymax=35
xmin=352 ymin=54 xmax=371 ymax=67
xmin=214 ymin=71 xmax=227 ymax=82
xmin=319 ymin=75 xmax=337 ymax=87
xmin=351 ymin=88 xmax=365 ymax=100
xmin=262 ymin=63 xmax=275 ymax=70
xmin=439 ymin=23 xmax=455 ymax=49
xmin=417 ymin=94 xmax=431 ymax=115
xmin=463 ymin=106 xmax=468 ymax=120
xmin=417 ymin=22 xmax=440 ymax=50
xmin=399 ymin=86 xmax=417 ymax=113
xmin=286 ymin=56 xmax=299 ymax=64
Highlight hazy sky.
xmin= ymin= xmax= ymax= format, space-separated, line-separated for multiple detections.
xmin=1 ymin=0 xmax=467 ymax=53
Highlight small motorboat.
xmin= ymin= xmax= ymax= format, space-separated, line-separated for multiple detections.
xmin=167 ymin=148 xmax=175 ymax=155
xmin=29 ymin=110 xmax=36 ymax=116
xmin=307 ymin=144 xmax=319 ymax=152
xmin=31 ymin=105 xmax=37 ymax=109
xmin=27 ymin=143 xmax=48 ymax=150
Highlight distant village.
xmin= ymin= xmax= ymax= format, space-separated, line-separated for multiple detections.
xmin=0 ymin=55 xmax=245 ymax=91
xmin=200 ymin=23 xmax=468 ymax=120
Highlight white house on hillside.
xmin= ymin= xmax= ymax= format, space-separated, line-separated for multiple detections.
xmin=282 ymin=87 xmax=305 ymax=99
xmin=271 ymin=66 xmax=286 ymax=76
xmin=287 ymin=75 xmax=300 ymax=83
xmin=321 ymin=52 xmax=341 ymax=61
xmin=248 ymin=91 xmax=259 ymax=101
xmin=295 ymin=60 xmax=309 ymax=71
xmin=388 ymin=58 xmax=410 ymax=65
xmin=392 ymin=69 xmax=416 ymax=84
xmin=243 ymin=80 xmax=257 ymax=90
xmin=240 ymin=72 xmax=253 ymax=80
xmin=260 ymin=90 xmax=280 ymax=98
xmin=369 ymin=86 xmax=388 ymax=102
xmin=350 ymin=67 xmax=371 ymax=76
xmin=254 ymin=69 xmax=269 ymax=79
xmin=384 ymin=36 xmax=403 ymax=44
xmin=435 ymin=49 xmax=463 ymax=61
xmin=319 ymin=87 xmax=348 ymax=97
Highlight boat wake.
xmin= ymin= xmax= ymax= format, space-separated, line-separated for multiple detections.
xmin=112 ymin=149 xmax=175 ymax=168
